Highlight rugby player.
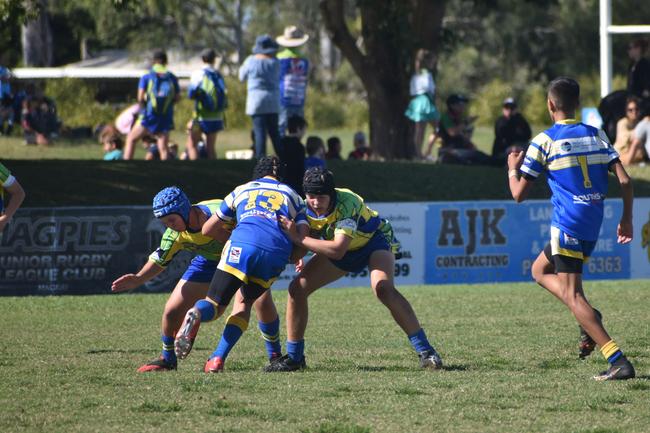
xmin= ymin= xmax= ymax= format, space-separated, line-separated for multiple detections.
xmin=0 ymin=162 xmax=26 ymax=232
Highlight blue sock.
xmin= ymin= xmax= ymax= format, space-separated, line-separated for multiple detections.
xmin=210 ymin=315 xmax=248 ymax=361
xmin=161 ymin=334 xmax=176 ymax=363
xmin=287 ymin=340 xmax=305 ymax=362
xmin=195 ymin=299 xmax=216 ymax=322
xmin=258 ymin=317 xmax=282 ymax=359
xmin=408 ymin=328 xmax=433 ymax=353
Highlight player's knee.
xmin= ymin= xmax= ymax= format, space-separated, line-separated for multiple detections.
xmin=373 ymin=280 xmax=396 ymax=302
xmin=288 ymin=278 xmax=308 ymax=300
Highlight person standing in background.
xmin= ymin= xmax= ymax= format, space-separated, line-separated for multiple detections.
xmin=627 ymin=39 xmax=650 ymax=109
xmin=276 ymin=26 xmax=310 ymax=136
xmin=239 ymin=35 xmax=282 ymax=159
xmin=405 ymin=49 xmax=439 ymax=160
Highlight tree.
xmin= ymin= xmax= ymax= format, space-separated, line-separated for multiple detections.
xmin=21 ymin=0 xmax=52 ymax=66
xmin=320 ymin=0 xmax=446 ymax=160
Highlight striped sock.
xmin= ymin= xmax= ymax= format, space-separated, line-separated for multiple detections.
xmin=600 ymin=340 xmax=623 ymax=364
xmin=211 ymin=315 xmax=248 ymax=361
xmin=408 ymin=328 xmax=433 ymax=353
xmin=287 ymin=340 xmax=305 ymax=363
xmin=195 ymin=299 xmax=217 ymax=322
xmin=258 ymin=317 xmax=282 ymax=359
xmin=161 ymin=334 xmax=176 ymax=363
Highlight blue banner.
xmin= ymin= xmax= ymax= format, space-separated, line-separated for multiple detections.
xmin=424 ymin=200 xmax=630 ymax=284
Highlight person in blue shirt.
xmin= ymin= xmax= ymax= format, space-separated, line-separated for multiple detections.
xmin=186 ymin=48 xmax=227 ymax=160
xmin=276 ymin=26 xmax=310 ymax=136
xmin=304 ymin=136 xmax=326 ymax=170
xmin=175 ymin=156 xmax=310 ymax=373
xmin=0 ymin=67 xmax=14 ymax=136
xmin=239 ymin=35 xmax=282 ymax=158
xmin=508 ymin=77 xmax=635 ymax=381
xmin=123 ymin=50 xmax=180 ymax=160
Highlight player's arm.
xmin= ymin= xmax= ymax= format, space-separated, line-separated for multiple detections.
xmin=202 ymin=214 xmax=231 ymax=243
xmin=0 ymin=178 xmax=26 ymax=231
xmin=111 ymin=260 xmax=164 ymax=293
xmin=288 ymin=224 xmax=310 ymax=263
xmin=280 ymin=216 xmax=351 ymax=260
xmin=610 ymin=160 xmax=634 ymax=244
xmin=507 ymin=150 xmax=534 ymax=203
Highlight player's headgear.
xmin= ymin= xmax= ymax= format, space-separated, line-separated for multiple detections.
xmin=303 ymin=167 xmax=335 ymax=198
xmin=252 ymin=156 xmax=282 ymax=180
xmin=152 ymin=186 xmax=191 ymax=223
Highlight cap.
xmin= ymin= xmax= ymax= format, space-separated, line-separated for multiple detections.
xmin=503 ymin=97 xmax=516 ymax=108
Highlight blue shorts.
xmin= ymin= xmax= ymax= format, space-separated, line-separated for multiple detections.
xmin=138 ymin=114 xmax=173 ymax=134
xmin=549 ymin=226 xmax=597 ymax=260
xmin=218 ymin=241 xmax=288 ymax=289
xmin=181 ymin=255 xmax=218 ymax=283
xmin=192 ymin=118 xmax=224 ymax=134
xmin=330 ymin=231 xmax=390 ymax=273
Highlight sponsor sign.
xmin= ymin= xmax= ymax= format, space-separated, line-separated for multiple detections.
xmin=631 ymin=197 xmax=650 ymax=279
xmin=424 ymin=199 xmax=630 ymax=283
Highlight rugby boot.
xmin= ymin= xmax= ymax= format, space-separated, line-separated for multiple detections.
xmin=593 ymin=356 xmax=635 ymax=381
xmin=137 ymin=356 xmax=177 ymax=372
xmin=418 ymin=347 xmax=443 ymax=370
xmin=263 ymin=354 xmax=306 ymax=372
xmin=175 ymin=307 xmax=201 ymax=359
xmin=578 ymin=309 xmax=602 ymax=359
xmin=204 ymin=356 xmax=225 ymax=373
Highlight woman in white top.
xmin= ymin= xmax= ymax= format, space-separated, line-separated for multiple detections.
xmin=405 ymin=49 xmax=439 ymax=160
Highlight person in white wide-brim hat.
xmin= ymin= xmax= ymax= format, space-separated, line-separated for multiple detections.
xmin=276 ymin=26 xmax=310 ymax=136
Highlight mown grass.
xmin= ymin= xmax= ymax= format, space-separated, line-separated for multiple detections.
xmin=1 ymin=281 xmax=649 ymax=433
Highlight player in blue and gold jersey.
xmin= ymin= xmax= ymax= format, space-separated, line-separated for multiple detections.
xmin=0 ymin=162 xmax=25 ymax=233
xmin=266 ymin=167 xmax=443 ymax=372
xmin=112 ymin=186 xmax=281 ymax=372
xmin=175 ymin=157 xmax=310 ymax=373
xmin=508 ymin=77 xmax=635 ymax=381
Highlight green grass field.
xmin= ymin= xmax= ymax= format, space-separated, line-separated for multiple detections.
xmin=1 ymin=281 xmax=649 ymax=433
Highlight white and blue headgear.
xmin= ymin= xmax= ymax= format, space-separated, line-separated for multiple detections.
xmin=152 ymin=186 xmax=191 ymax=223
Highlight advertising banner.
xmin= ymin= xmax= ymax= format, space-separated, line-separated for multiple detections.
xmin=631 ymin=197 xmax=650 ymax=279
xmin=0 ymin=206 xmax=189 ymax=296
xmin=424 ymin=199 xmax=630 ymax=284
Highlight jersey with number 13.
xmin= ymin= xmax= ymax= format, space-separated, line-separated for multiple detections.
xmin=216 ymin=177 xmax=308 ymax=255
xmin=520 ymin=119 xmax=619 ymax=241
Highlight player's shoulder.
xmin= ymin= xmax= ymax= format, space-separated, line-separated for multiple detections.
xmin=335 ymin=188 xmax=364 ymax=211
xmin=197 ymin=198 xmax=223 ymax=207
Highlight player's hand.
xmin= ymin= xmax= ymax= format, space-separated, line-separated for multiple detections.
xmin=507 ymin=150 xmax=524 ymax=170
xmin=278 ymin=216 xmax=301 ymax=243
xmin=111 ymin=274 xmax=142 ymax=293
xmin=295 ymin=259 xmax=304 ymax=273
xmin=0 ymin=215 xmax=9 ymax=232
xmin=617 ymin=219 xmax=633 ymax=244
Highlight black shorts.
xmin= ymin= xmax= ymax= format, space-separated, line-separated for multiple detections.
xmin=543 ymin=243 xmax=583 ymax=274
xmin=207 ymin=268 xmax=268 ymax=306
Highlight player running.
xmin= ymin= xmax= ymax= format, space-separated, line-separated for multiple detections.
xmin=112 ymin=186 xmax=282 ymax=372
xmin=266 ymin=167 xmax=443 ymax=372
xmin=507 ymin=77 xmax=635 ymax=381
xmin=175 ymin=156 xmax=309 ymax=373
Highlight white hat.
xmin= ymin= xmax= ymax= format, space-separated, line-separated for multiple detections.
xmin=276 ymin=26 xmax=309 ymax=47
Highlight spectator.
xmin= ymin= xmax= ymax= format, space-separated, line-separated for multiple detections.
xmin=276 ymin=26 xmax=310 ymax=136
xmin=438 ymin=94 xmax=492 ymax=165
xmin=305 ymin=136 xmax=326 ymax=169
xmin=187 ymin=48 xmax=227 ymax=160
xmin=492 ymin=97 xmax=532 ymax=165
xmin=325 ymin=136 xmax=342 ymax=160
xmin=21 ymin=96 xmax=60 ymax=146
xmin=239 ymin=35 xmax=282 ymax=158
xmin=102 ymin=133 xmax=124 ymax=161
xmin=615 ymin=96 xmax=644 ymax=165
xmin=115 ymin=103 xmax=140 ymax=136
xmin=405 ymin=49 xmax=439 ymax=159
xmin=628 ymin=111 xmax=650 ymax=164
xmin=627 ymin=39 xmax=650 ymax=107
xmin=348 ymin=131 xmax=371 ymax=160
xmin=123 ymin=49 xmax=180 ymax=160
xmin=279 ymin=115 xmax=307 ymax=195
xmin=0 ymin=67 xmax=14 ymax=136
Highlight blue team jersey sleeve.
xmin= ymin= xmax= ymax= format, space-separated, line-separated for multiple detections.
xmin=520 ymin=132 xmax=551 ymax=178
xmin=138 ymin=74 xmax=150 ymax=91
xmin=217 ymin=188 xmax=239 ymax=222
xmin=598 ymin=129 xmax=620 ymax=165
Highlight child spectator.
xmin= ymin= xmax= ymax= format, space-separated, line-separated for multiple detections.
xmin=325 ymin=136 xmax=342 ymax=160
xmin=492 ymin=97 xmax=532 ymax=165
xmin=405 ymin=49 xmax=439 ymax=159
xmin=280 ymin=115 xmax=307 ymax=195
xmin=348 ymin=131 xmax=371 ymax=160
xmin=102 ymin=133 xmax=124 ymax=160
xmin=305 ymin=136 xmax=326 ymax=169
xmin=0 ymin=67 xmax=14 ymax=136
xmin=22 ymin=96 xmax=60 ymax=146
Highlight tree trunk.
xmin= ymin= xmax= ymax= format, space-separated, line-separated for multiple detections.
xmin=21 ymin=0 xmax=52 ymax=67
xmin=320 ymin=0 xmax=445 ymax=160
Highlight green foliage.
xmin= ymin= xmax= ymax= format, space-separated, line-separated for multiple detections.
xmin=1 ymin=282 xmax=649 ymax=432
xmin=44 ymin=78 xmax=119 ymax=128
